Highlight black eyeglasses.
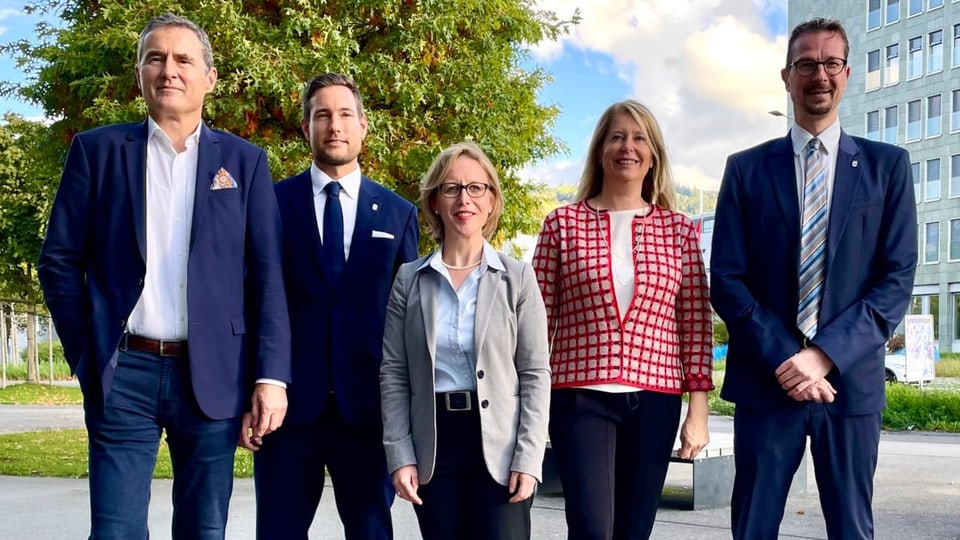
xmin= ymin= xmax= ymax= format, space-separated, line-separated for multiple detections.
xmin=438 ymin=182 xmax=490 ymax=198
xmin=790 ymin=58 xmax=847 ymax=76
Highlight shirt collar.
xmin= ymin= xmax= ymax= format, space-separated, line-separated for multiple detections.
xmin=310 ymin=163 xmax=362 ymax=200
xmin=790 ymin=118 xmax=841 ymax=158
xmin=418 ymin=240 xmax=505 ymax=273
xmin=146 ymin=117 xmax=202 ymax=148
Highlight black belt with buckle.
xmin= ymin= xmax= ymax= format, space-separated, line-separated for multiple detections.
xmin=438 ymin=391 xmax=475 ymax=412
xmin=119 ymin=333 xmax=187 ymax=357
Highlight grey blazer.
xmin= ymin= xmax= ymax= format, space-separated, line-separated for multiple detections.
xmin=380 ymin=250 xmax=551 ymax=486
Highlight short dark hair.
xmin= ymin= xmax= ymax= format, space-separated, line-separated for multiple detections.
xmin=137 ymin=14 xmax=214 ymax=70
xmin=785 ymin=17 xmax=849 ymax=66
xmin=301 ymin=73 xmax=365 ymax=121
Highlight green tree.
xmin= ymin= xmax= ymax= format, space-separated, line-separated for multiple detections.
xmin=0 ymin=114 xmax=61 ymax=381
xmin=2 ymin=0 xmax=576 ymax=250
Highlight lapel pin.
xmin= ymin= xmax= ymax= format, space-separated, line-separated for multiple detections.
xmin=852 ymin=160 xmax=858 ymax=168
xmin=372 ymin=203 xmax=379 ymax=211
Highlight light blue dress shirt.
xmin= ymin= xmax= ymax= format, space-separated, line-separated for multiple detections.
xmin=421 ymin=241 xmax=505 ymax=393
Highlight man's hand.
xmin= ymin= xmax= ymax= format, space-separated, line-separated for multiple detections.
xmin=775 ymin=346 xmax=834 ymax=396
xmin=508 ymin=471 xmax=538 ymax=503
xmin=242 ymin=383 xmax=287 ymax=449
xmin=789 ymin=378 xmax=837 ymax=403
xmin=392 ymin=465 xmax=422 ymax=505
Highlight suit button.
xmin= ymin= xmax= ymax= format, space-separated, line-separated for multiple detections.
xmin=120 ymin=320 xmax=126 ymax=328
xmin=481 ymin=399 xmax=489 ymax=409
xmin=137 ymin=278 xmax=144 ymax=287
xmin=477 ymin=370 xmax=484 ymax=379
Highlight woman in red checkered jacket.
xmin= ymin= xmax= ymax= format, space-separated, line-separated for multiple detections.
xmin=532 ymin=99 xmax=715 ymax=540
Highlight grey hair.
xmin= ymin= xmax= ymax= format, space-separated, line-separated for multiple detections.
xmin=137 ymin=13 xmax=215 ymax=70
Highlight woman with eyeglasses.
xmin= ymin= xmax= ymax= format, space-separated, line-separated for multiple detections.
xmin=532 ymin=100 xmax=714 ymax=539
xmin=380 ymin=141 xmax=550 ymax=540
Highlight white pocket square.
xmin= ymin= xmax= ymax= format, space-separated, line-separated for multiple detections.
xmin=371 ymin=230 xmax=395 ymax=239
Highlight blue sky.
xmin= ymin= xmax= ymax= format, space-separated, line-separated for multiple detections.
xmin=0 ymin=0 xmax=791 ymax=189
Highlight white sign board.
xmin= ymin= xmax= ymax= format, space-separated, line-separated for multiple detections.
xmin=904 ymin=314 xmax=936 ymax=384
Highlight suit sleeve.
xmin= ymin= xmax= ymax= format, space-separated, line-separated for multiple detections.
xmin=812 ymin=149 xmax=918 ymax=373
xmin=397 ymin=204 xmax=420 ymax=269
xmin=711 ymin=154 xmax=806 ymax=373
xmin=37 ymin=134 xmax=93 ymax=373
xmin=380 ymin=265 xmax=417 ymax=474
xmin=244 ymin=149 xmax=291 ymax=383
xmin=509 ymin=262 xmax=552 ymax=481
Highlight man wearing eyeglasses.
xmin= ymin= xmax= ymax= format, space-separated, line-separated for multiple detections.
xmin=252 ymin=72 xmax=419 ymax=540
xmin=711 ymin=17 xmax=917 ymax=539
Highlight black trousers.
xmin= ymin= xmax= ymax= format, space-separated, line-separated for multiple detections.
xmin=413 ymin=394 xmax=533 ymax=540
xmin=549 ymin=388 xmax=682 ymax=540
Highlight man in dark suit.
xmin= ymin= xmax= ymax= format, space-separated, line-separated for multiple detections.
xmin=37 ymin=13 xmax=291 ymax=540
xmin=711 ymin=17 xmax=917 ymax=540
xmin=252 ymin=73 xmax=419 ymax=540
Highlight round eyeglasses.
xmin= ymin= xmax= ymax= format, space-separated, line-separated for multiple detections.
xmin=790 ymin=58 xmax=847 ymax=77
xmin=438 ymin=182 xmax=490 ymax=198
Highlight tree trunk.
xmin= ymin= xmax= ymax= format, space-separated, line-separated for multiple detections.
xmin=26 ymin=305 xmax=38 ymax=382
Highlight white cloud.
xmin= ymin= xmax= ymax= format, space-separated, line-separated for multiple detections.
xmin=0 ymin=8 xmax=22 ymax=20
xmin=533 ymin=0 xmax=790 ymax=190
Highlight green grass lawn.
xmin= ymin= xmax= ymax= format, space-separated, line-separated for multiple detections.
xmin=0 ymin=428 xmax=254 ymax=478
xmin=0 ymin=382 xmax=82 ymax=404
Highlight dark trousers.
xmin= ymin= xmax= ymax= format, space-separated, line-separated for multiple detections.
xmin=84 ymin=349 xmax=240 ymax=540
xmin=549 ymin=388 xmax=681 ymax=540
xmin=731 ymin=403 xmax=881 ymax=540
xmin=253 ymin=395 xmax=394 ymax=540
xmin=413 ymin=394 xmax=533 ymax=540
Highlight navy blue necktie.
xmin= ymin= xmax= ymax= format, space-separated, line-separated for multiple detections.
xmin=323 ymin=181 xmax=345 ymax=277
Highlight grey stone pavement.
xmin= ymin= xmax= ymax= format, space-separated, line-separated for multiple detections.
xmin=1 ymin=403 xmax=959 ymax=539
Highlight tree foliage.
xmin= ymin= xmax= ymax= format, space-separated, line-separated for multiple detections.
xmin=2 ymin=0 xmax=576 ymax=251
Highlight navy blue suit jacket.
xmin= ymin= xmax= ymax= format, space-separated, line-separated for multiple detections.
xmin=38 ymin=121 xmax=291 ymax=420
xmin=711 ymin=131 xmax=917 ymax=415
xmin=274 ymin=170 xmax=419 ymax=426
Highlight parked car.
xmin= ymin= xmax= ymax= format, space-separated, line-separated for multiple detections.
xmin=884 ymin=348 xmax=936 ymax=384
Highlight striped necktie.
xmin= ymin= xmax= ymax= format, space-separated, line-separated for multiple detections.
xmin=797 ymin=138 xmax=828 ymax=338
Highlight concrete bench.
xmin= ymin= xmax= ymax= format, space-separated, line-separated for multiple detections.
xmin=540 ymin=430 xmax=806 ymax=511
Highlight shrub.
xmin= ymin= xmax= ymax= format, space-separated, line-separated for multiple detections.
xmin=713 ymin=318 xmax=729 ymax=345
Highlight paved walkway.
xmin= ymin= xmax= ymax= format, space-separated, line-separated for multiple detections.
xmin=0 ymin=404 xmax=958 ymax=539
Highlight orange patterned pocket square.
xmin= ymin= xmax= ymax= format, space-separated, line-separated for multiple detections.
xmin=211 ymin=167 xmax=238 ymax=190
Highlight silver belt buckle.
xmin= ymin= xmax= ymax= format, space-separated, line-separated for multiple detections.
xmin=444 ymin=391 xmax=471 ymax=411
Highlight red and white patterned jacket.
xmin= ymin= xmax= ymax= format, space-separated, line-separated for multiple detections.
xmin=532 ymin=201 xmax=714 ymax=394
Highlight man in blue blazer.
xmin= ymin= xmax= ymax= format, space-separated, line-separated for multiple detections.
xmin=711 ymin=18 xmax=917 ymax=540
xmin=37 ymin=14 xmax=291 ymax=540
xmin=253 ymin=73 xmax=419 ymax=540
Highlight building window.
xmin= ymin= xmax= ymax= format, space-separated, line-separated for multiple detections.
xmin=951 ymin=154 xmax=960 ymax=197
xmin=929 ymin=0 xmax=943 ymax=8
xmin=954 ymin=295 xmax=960 ymax=341
xmin=912 ymin=161 xmax=921 ymax=201
xmin=927 ymin=94 xmax=942 ymax=138
xmin=951 ymin=219 xmax=960 ymax=261
xmin=953 ymin=89 xmax=960 ymax=132
xmin=907 ymin=99 xmax=922 ymax=140
xmin=869 ymin=0 xmax=883 ymax=29
xmin=953 ymin=24 xmax=960 ymax=68
xmin=867 ymin=110 xmax=881 ymax=140
xmin=927 ymin=158 xmax=941 ymax=201
xmin=884 ymin=105 xmax=899 ymax=143
xmin=887 ymin=0 xmax=901 ymax=22
xmin=925 ymin=222 xmax=940 ymax=264
xmin=885 ymin=44 xmax=900 ymax=85
xmin=866 ymin=50 xmax=882 ymax=89
xmin=928 ymin=30 xmax=943 ymax=73
xmin=908 ymin=36 xmax=923 ymax=78
xmin=909 ymin=0 xmax=923 ymax=15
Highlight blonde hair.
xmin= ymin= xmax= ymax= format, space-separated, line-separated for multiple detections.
xmin=576 ymin=100 xmax=676 ymax=210
xmin=419 ymin=142 xmax=504 ymax=243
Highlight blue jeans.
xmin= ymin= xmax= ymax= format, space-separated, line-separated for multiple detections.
xmin=83 ymin=349 xmax=241 ymax=540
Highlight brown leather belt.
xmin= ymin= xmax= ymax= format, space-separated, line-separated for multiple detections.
xmin=120 ymin=334 xmax=187 ymax=357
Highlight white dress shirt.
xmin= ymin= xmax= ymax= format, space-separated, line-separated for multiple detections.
xmin=311 ymin=164 xmax=362 ymax=261
xmin=126 ymin=118 xmax=200 ymax=340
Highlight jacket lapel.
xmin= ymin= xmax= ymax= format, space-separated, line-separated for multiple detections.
xmin=473 ymin=267 xmax=500 ymax=361
xmin=190 ymin=125 xmax=220 ymax=251
xmin=418 ymin=270 xmax=440 ymax=365
xmin=766 ymin=134 xmax=801 ymax=238
xmin=826 ymin=132 xmax=861 ymax=271
xmin=125 ymin=123 xmax=148 ymax=262
xmin=346 ymin=176 xmax=380 ymax=272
